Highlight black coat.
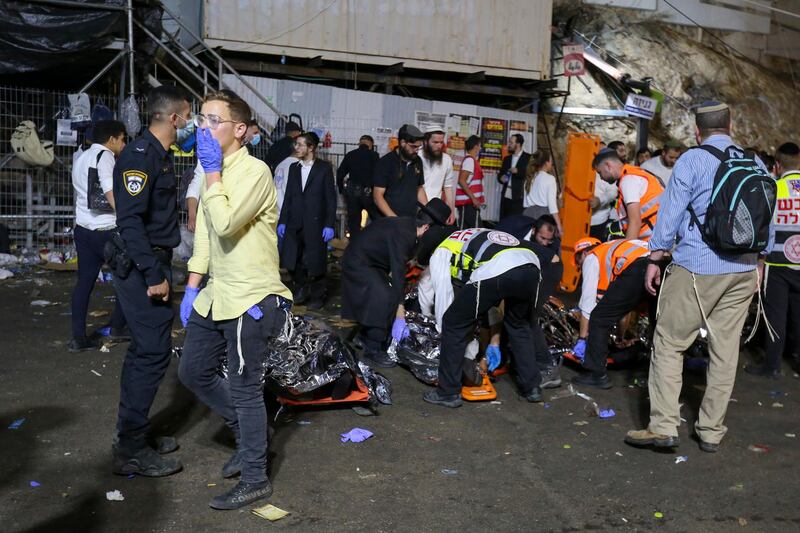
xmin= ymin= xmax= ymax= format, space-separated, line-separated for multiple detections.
xmin=341 ymin=217 xmax=417 ymax=329
xmin=266 ymin=135 xmax=295 ymax=172
xmin=498 ymin=151 xmax=531 ymax=202
xmin=278 ymin=159 xmax=337 ymax=277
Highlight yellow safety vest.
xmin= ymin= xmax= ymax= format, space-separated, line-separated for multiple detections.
xmin=766 ymin=171 xmax=800 ymax=267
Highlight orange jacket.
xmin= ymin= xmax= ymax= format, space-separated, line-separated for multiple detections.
xmin=617 ymin=164 xmax=664 ymax=240
xmin=591 ymin=239 xmax=650 ymax=294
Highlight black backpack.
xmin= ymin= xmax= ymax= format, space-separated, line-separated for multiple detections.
xmin=688 ymin=145 xmax=776 ymax=254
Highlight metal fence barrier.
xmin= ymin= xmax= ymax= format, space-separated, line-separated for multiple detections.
xmin=0 ymin=85 xmax=357 ymax=252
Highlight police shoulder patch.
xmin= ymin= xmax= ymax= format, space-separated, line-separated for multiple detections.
xmin=123 ymin=170 xmax=148 ymax=196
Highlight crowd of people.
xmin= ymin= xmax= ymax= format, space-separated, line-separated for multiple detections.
xmin=66 ymin=85 xmax=799 ymax=510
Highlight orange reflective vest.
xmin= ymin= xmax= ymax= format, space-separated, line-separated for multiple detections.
xmin=590 ymin=238 xmax=650 ymax=295
xmin=617 ymin=164 xmax=664 ymax=240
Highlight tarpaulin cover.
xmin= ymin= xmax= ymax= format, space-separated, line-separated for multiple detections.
xmin=199 ymin=314 xmax=392 ymax=405
xmin=0 ymin=1 xmax=125 ymax=74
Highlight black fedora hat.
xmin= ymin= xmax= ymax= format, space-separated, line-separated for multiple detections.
xmin=417 ymin=197 xmax=450 ymax=227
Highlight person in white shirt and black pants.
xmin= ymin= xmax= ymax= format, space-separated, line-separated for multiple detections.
xmin=69 ymin=120 xmax=128 ymax=352
xmin=498 ymin=134 xmax=530 ymax=220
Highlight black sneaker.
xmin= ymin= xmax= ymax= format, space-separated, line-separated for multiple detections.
xmin=540 ymin=365 xmax=562 ymax=389
xmin=112 ymin=445 xmax=183 ymax=477
xmin=68 ymin=337 xmax=100 ymax=353
xmin=362 ymin=350 xmax=396 ymax=369
xmin=524 ymin=387 xmax=543 ymax=403
xmin=210 ymin=480 xmax=273 ymax=510
xmin=422 ymin=389 xmax=462 ymax=408
xmin=221 ymin=450 xmax=243 ymax=478
xmin=150 ymin=435 xmax=179 ymax=454
xmin=744 ymin=363 xmax=780 ymax=379
xmin=572 ymin=372 xmax=612 ymax=390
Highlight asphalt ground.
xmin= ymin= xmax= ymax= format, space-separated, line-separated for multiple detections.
xmin=2 ymin=268 xmax=799 ymax=532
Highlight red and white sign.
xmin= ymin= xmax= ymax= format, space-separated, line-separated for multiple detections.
xmin=563 ymin=44 xmax=585 ymax=77
xmin=785 ymin=234 xmax=800 ymax=264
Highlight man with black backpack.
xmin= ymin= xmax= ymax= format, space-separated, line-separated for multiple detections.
xmin=625 ymin=101 xmax=776 ymax=454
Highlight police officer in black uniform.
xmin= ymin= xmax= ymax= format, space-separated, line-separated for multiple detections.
xmin=109 ymin=86 xmax=191 ymax=476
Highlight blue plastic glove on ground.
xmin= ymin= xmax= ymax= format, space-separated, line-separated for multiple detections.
xmin=572 ymin=338 xmax=587 ymax=361
xmin=486 ymin=344 xmax=502 ymax=372
xmin=180 ymin=287 xmax=201 ymax=327
xmin=322 ymin=227 xmax=335 ymax=242
xmin=391 ymin=317 xmax=410 ymax=343
xmin=340 ymin=428 xmax=374 ymax=443
xmin=277 ymin=224 xmax=286 ymax=239
xmin=196 ymin=127 xmax=223 ymax=173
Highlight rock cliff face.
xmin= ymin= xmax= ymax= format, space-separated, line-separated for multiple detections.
xmin=546 ymin=4 xmax=799 ymax=156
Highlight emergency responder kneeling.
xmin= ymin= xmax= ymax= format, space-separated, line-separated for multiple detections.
xmin=571 ymin=237 xmax=654 ymax=389
xmin=422 ymin=228 xmax=542 ymax=407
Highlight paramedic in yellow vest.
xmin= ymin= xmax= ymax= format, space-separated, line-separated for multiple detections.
xmin=422 ymin=228 xmax=542 ymax=407
xmin=593 ymin=148 xmax=664 ymax=240
xmin=570 ymin=237 xmax=653 ymax=389
xmin=745 ymin=142 xmax=800 ymax=379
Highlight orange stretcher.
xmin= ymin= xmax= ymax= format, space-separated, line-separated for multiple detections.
xmin=560 ymin=132 xmax=601 ymax=292
xmin=461 ymin=375 xmax=497 ymax=401
xmin=276 ymin=376 xmax=372 ymax=407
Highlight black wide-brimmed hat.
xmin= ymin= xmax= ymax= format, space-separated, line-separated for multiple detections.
xmin=417 ymin=197 xmax=450 ymax=227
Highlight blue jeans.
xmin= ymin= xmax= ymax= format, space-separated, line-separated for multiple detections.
xmin=178 ymin=295 xmax=288 ymax=483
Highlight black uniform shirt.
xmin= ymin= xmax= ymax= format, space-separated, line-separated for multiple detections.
xmin=336 ymin=144 xmax=380 ymax=193
xmin=373 ymin=149 xmax=424 ymax=217
xmin=113 ymin=129 xmax=180 ymax=286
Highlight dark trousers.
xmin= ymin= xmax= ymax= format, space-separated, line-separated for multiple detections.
xmin=457 ymin=204 xmax=481 ymax=229
xmin=290 ymin=232 xmax=326 ymax=304
xmin=438 ymin=264 xmax=541 ymax=396
xmin=71 ymin=225 xmax=126 ymax=339
xmin=179 ymin=295 xmax=287 ymax=484
xmin=584 ymin=258 xmax=652 ymax=375
xmin=531 ymin=260 xmax=564 ymax=368
xmin=763 ymin=266 xmax=800 ymax=371
xmin=590 ymin=222 xmax=609 ymax=242
xmin=361 ymin=325 xmax=388 ymax=355
xmin=345 ymin=192 xmax=373 ymax=241
xmin=113 ymin=259 xmax=173 ymax=452
xmin=500 ymin=197 xmax=523 ymax=220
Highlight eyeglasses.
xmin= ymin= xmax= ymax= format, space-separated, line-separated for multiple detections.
xmin=193 ymin=113 xmax=237 ymax=130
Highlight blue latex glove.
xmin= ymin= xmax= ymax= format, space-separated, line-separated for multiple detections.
xmin=277 ymin=224 xmax=286 ymax=239
xmin=340 ymin=427 xmax=374 ymax=443
xmin=246 ymin=304 xmax=263 ymax=320
xmin=322 ymin=227 xmax=335 ymax=242
xmin=195 ymin=127 xmax=223 ymax=173
xmin=486 ymin=344 xmax=502 ymax=372
xmin=180 ymin=287 xmax=200 ymax=327
xmin=572 ymin=338 xmax=587 ymax=362
xmin=391 ymin=317 xmax=410 ymax=343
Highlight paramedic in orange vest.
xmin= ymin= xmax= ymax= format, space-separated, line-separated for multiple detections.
xmin=593 ymin=148 xmax=664 ymax=240
xmin=570 ymin=237 xmax=654 ymax=389
xmin=455 ymin=135 xmax=485 ymax=229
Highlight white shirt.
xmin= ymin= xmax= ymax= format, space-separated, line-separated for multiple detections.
xmin=299 ymin=159 xmax=314 ymax=191
xmin=72 ymin=143 xmax=116 ymax=230
xmin=578 ymin=239 xmax=650 ymax=318
xmin=505 ymin=152 xmax=522 ymax=199
xmin=418 ymin=149 xmax=454 ymax=201
xmin=523 ymin=170 xmax=558 ymax=213
xmin=640 ymin=155 xmax=673 ymax=186
xmin=591 ymin=174 xmax=618 ymax=226
xmin=426 ymin=243 xmax=540 ymax=330
xmin=460 ymin=156 xmax=474 ymax=174
xmin=617 ymin=174 xmax=649 ymax=221
xmin=186 ymin=162 xmax=204 ymax=200
xmin=274 ymin=155 xmax=299 ymax=212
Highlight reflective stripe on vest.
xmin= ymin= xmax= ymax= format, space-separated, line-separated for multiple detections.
xmin=617 ymin=165 xmax=664 ymax=240
xmin=436 ymin=228 xmax=531 ymax=282
xmin=766 ymin=172 xmax=800 ymax=266
xmin=591 ymin=238 xmax=650 ymax=294
xmin=455 ymin=156 xmax=485 ymax=206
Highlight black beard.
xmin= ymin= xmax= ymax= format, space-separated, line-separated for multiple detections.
xmin=424 ymin=144 xmax=443 ymax=164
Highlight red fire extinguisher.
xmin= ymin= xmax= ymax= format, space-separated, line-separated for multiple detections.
xmin=323 ymin=131 xmax=332 ymax=149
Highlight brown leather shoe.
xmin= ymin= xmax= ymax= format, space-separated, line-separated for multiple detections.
xmin=625 ymin=429 xmax=680 ymax=448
